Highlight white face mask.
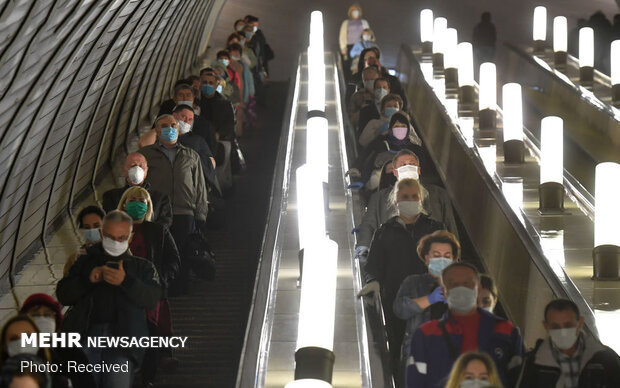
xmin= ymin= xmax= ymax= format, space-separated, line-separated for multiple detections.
xmin=460 ymin=379 xmax=491 ymax=388
xmin=101 ymin=236 xmax=128 ymax=257
xmin=374 ymin=88 xmax=388 ymax=103
xmin=396 ymin=165 xmax=419 ymax=180
xmin=231 ymin=55 xmax=241 ymax=61
xmin=447 ymin=286 xmax=478 ymax=313
xmin=252 ymin=25 xmax=258 ymax=33
xmin=362 ymin=33 xmax=371 ymax=41
xmin=351 ymin=10 xmax=360 ymax=19
xmin=397 ymin=200 xmax=422 ymax=218
xmin=178 ymin=120 xmax=192 ymax=135
xmin=32 ymin=316 xmax=56 ymax=334
xmin=363 ymin=79 xmax=375 ymax=91
xmin=549 ymin=327 xmax=579 ymax=350
xmin=177 ymin=100 xmax=193 ymax=107
xmin=127 ymin=166 xmax=145 ymax=185
xmin=6 ymin=339 xmax=39 ymax=358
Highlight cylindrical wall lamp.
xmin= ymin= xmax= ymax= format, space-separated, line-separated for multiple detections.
xmin=294 ymin=238 xmax=338 ymax=382
xmin=579 ymin=27 xmax=594 ymax=86
xmin=306 ymin=116 xmax=329 ymax=184
xmin=307 ymin=11 xmax=325 ymax=113
xmin=296 ymin=165 xmax=326 ymax=252
xmin=533 ymin=6 xmax=547 ymax=54
xmin=478 ymin=62 xmax=497 ymax=129
xmin=611 ymin=40 xmax=620 ymax=107
xmin=444 ymin=28 xmax=459 ymax=90
xmin=457 ymin=42 xmax=476 ymax=106
xmin=286 ymin=380 xmax=333 ymax=388
xmin=593 ymin=162 xmax=620 ymax=280
xmin=432 ymin=17 xmax=447 ymax=72
xmin=502 ymin=83 xmax=525 ymax=164
xmin=420 ymin=9 xmax=434 ymax=56
xmin=553 ymin=16 xmax=568 ymax=70
xmin=539 ymin=116 xmax=564 ymax=212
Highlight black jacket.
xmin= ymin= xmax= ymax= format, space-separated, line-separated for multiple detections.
xmin=198 ymin=92 xmax=236 ymax=141
xmin=102 ymin=183 xmax=172 ymax=229
xmin=56 ymin=244 xmax=161 ymax=363
xmin=134 ymin=221 xmax=180 ymax=293
xmin=358 ymin=103 xmax=380 ymax=135
xmin=516 ymin=334 xmax=620 ymax=388
xmin=365 ymin=215 xmax=444 ymax=305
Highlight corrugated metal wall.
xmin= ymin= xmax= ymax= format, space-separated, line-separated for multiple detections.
xmin=0 ymin=0 xmax=226 ymax=290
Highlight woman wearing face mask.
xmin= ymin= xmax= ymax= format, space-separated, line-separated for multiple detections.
xmin=19 ymin=295 xmax=96 ymax=388
xmin=117 ymin=187 xmax=180 ymax=387
xmin=358 ymin=112 xmax=424 ymax=190
xmin=359 ymin=93 xmax=403 ymax=148
xmin=445 ymin=352 xmax=503 ymax=388
xmin=63 ymin=206 xmax=105 ymax=275
xmin=0 ymin=315 xmax=70 ymax=388
xmin=349 ymin=28 xmax=378 ymax=74
xmin=359 ymin=178 xmax=444 ymax=384
xmin=339 ymin=4 xmax=370 ymax=80
xmin=394 ymin=230 xmax=460 ymax=362
xmin=478 ymin=275 xmax=498 ymax=313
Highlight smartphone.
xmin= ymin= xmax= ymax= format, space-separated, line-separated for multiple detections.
xmin=106 ymin=261 xmax=119 ymax=269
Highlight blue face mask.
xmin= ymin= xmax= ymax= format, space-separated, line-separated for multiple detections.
xmin=202 ymin=84 xmax=215 ymax=96
xmin=244 ymin=31 xmax=253 ymax=39
xmin=428 ymin=257 xmax=452 ymax=277
xmin=216 ymin=84 xmax=223 ymax=94
xmin=80 ymin=228 xmax=101 ymax=244
xmin=384 ymin=107 xmax=399 ymax=118
xmin=160 ymin=126 xmax=178 ymax=142
xmin=218 ymin=58 xmax=229 ymax=67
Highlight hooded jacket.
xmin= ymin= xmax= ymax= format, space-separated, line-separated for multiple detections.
xmin=516 ymin=333 xmax=620 ymax=388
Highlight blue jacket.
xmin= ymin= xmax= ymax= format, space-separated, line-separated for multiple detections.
xmin=406 ymin=308 xmax=524 ymax=388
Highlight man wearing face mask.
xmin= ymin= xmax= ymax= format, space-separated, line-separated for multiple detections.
xmin=138 ymin=115 xmax=209 ymax=253
xmin=357 ymin=77 xmax=390 ymax=135
xmin=56 ymin=211 xmax=161 ymax=388
xmin=198 ymin=70 xmax=236 ymax=142
xmin=102 ymin=152 xmax=172 ymax=229
xmin=349 ymin=66 xmax=380 ymax=127
xmin=516 ymin=299 xmax=620 ymax=388
xmin=355 ymin=149 xmax=458 ymax=262
xmin=172 ymin=104 xmax=220 ymax=195
xmin=407 ymin=262 xmax=524 ymax=388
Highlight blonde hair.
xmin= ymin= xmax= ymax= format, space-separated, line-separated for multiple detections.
xmin=444 ymin=352 xmax=503 ymax=388
xmin=390 ymin=178 xmax=426 ymax=213
xmin=348 ymin=3 xmax=362 ymax=18
xmin=117 ymin=186 xmax=153 ymax=222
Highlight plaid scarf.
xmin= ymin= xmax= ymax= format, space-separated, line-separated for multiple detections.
xmin=551 ymin=334 xmax=584 ymax=388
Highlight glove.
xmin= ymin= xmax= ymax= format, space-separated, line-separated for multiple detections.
xmin=358 ymin=280 xmax=380 ymax=297
xmin=354 ymin=246 xmax=369 ymax=262
xmin=428 ymin=286 xmax=446 ymax=304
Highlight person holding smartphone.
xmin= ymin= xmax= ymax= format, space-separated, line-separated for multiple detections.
xmin=56 ymin=210 xmax=161 ymax=388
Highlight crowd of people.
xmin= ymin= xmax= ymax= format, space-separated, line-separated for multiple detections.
xmin=342 ymin=4 xmax=620 ymax=388
xmin=0 ymin=13 xmax=273 ymax=388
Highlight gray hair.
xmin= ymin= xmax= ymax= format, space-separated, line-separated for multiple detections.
xmin=154 ymin=114 xmax=178 ymax=128
xmin=391 ymin=149 xmax=420 ymax=167
xmin=389 ymin=178 xmax=427 ymax=215
xmin=103 ymin=210 xmax=133 ymax=232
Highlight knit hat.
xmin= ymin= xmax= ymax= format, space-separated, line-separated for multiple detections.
xmin=20 ymin=293 xmax=63 ymax=328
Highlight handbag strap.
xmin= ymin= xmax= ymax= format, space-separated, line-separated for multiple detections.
xmin=438 ymin=319 xmax=460 ymax=359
